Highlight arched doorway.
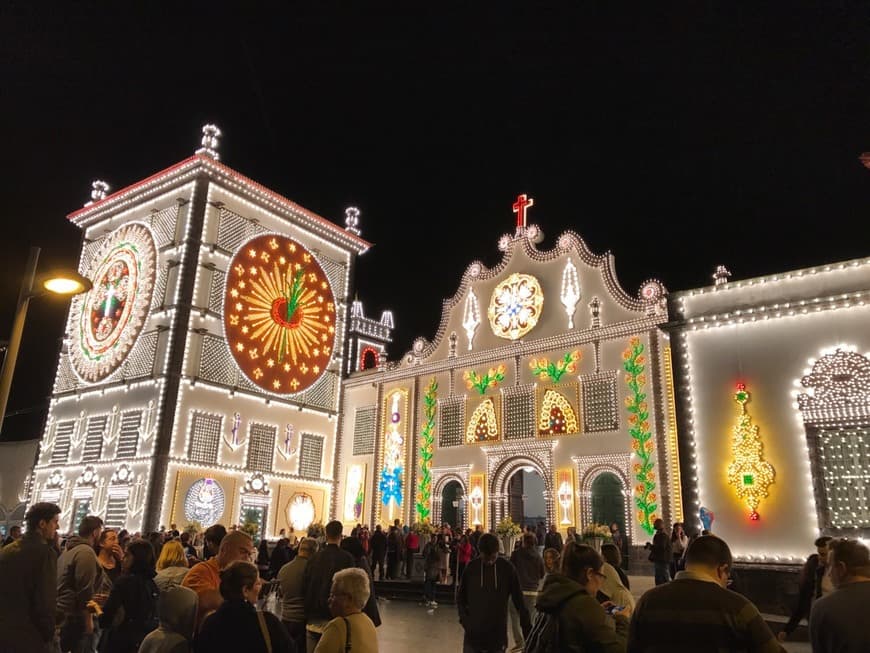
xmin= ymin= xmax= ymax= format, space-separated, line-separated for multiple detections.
xmin=507 ymin=468 xmax=547 ymax=530
xmin=360 ymin=348 xmax=379 ymax=371
xmin=441 ymin=480 xmax=465 ymax=529
xmin=591 ymin=472 xmax=625 ymax=536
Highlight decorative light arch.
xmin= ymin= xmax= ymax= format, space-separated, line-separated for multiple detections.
xmin=359 ymin=346 xmax=380 ymax=371
xmin=431 ymin=470 xmax=469 ymax=528
xmin=485 ymin=441 xmax=556 ymax=528
xmin=573 ymin=453 xmax=632 ymax=541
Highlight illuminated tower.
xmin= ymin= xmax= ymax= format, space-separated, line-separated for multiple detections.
xmin=32 ymin=126 xmax=369 ymax=536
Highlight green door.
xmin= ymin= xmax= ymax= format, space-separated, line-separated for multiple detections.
xmin=591 ymin=473 xmax=625 ymax=536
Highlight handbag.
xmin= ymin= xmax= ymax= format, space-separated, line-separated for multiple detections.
xmin=256 ymin=611 xmax=273 ymax=653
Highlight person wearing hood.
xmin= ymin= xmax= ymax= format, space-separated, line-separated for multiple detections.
xmin=535 ymin=541 xmax=629 ymax=652
xmin=457 ymin=532 xmax=530 ymax=653
xmin=139 ymin=583 xmax=198 ymax=653
xmin=97 ymin=538 xmax=160 ymax=652
xmin=57 ymin=514 xmax=104 ymax=653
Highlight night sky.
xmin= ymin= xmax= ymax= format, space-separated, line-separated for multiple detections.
xmin=3 ymin=5 xmax=870 ymax=440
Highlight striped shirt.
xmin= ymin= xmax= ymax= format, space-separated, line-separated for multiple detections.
xmin=627 ymin=570 xmax=785 ymax=653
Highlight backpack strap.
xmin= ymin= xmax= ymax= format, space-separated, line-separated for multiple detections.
xmin=342 ymin=616 xmax=352 ymax=651
xmin=256 ymin=610 xmax=273 ymax=653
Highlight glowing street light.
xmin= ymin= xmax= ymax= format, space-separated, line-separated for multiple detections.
xmin=0 ymin=247 xmax=92 ymax=435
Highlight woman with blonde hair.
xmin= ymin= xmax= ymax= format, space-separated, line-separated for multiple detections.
xmin=155 ymin=540 xmax=190 ymax=592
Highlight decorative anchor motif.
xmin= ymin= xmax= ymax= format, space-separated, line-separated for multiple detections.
xmin=138 ymin=400 xmax=158 ymax=443
xmin=127 ymin=478 xmax=147 ymax=517
xmin=462 ymin=291 xmax=481 ymax=351
xmin=512 ymin=193 xmax=534 ymax=234
xmin=104 ymin=406 xmax=120 ymax=445
xmin=277 ymin=424 xmax=298 ymax=460
xmin=561 ymin=259 xmax=581 ymax=329
xmin=224 ymin=412 xmax=246 ymax=451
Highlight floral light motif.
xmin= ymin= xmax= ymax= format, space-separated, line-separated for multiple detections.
xmin=416 ymin=378 xmax=438 ymax=522
xmin=727 ymin=383 xmax=775 ymax=521
xmin=623 ymin=337 xmax=657 ymax=535
xmin=464 ymin=365 xmax=506 ymax=395
xmin=224 ymin=234 xmax=335 ymax=394
xmin=488 ymin=273 xmax=544 ymax=340
xmin=529 ymin=350 xmax=580 ymax=384
xmin=70 ymin=223 xmax=157 ymax=382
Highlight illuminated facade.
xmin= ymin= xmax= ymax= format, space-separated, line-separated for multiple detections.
xmin=32 ymin=127 xmax=369 ymax=537
xmin=669 ymin=259 xmax=870 ymax=561
xmin=336 ymin=203 xmax=683 ymax=544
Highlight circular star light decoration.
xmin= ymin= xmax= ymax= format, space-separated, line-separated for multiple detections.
xmin=69 ymin=223 xmax=157 ymax=383
xmin=224 ymin=234 xmax=336 ymax=394
xmin=488 ymin=272 xmax=544 ymax=340
xmin=184 ymin=478 xmax=226 ymax=528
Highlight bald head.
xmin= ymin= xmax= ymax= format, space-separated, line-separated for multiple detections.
xmin=217 ymin=531 xmax=254 ymax=568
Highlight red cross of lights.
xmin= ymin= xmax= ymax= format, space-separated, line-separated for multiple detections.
xmin=512 ymin=193 xmax=534 ymax=229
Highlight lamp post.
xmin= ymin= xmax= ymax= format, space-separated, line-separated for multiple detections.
xmin=0 ymin=247 xmax=91 ymax=436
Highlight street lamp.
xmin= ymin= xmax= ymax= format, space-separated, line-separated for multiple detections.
xmin=0 ymin=247 xmax=92 ymax=436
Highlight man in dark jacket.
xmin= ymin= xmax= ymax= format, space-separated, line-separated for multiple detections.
xmin=386 ymin=523 xmax=404 ymax=580
xmin=509 ymin=533 xmax=545 ymax=651
xmin=302 ymin=520 xmax=354 ymax=651
xmin=0 ymin=502 xmax=61 ymax=652
xmin=629 ymin=535 xmax=783 ymax=653
xmin=458 ymin=533 xmax=530 ymax=653
xmin=57 ymin=514 xmax=104 ymax=653
xmin=648 ymin=518 xmax=671 ymax=585
xmin=779 ymin=536 xmax=832 ymax=642
xmin=543 ymin=524 xmax=563 ymax=553
xmin=370 ymin=524 xmax=387 ymax=580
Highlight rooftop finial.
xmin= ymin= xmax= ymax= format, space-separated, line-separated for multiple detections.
xmin=196 ymin=124 xmax=222 ymax=160
xmin=713 ymin=264 xmax=732 ymax=286
xmin=85 ymin=180 xmax=110 ymax=206
xmin=345 ymin=206 xmax=361 ymax=235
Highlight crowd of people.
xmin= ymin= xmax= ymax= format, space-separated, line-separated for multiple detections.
xmin=1 ymin=503 xmax=869 ymax=653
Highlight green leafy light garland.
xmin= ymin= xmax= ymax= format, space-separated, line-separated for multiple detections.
xmin=463 ymin=364 xmax=506 ymax=395
xmin=415 ymin=378 xmax=438 ymax=522
xmin=529 ymin=350 xmax=581 ymax=383
xmin=622 ymin=337 xmax=657 ymax=535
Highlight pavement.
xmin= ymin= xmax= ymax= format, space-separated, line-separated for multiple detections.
xmin=373 ymin=574 xmax=812 ymax=652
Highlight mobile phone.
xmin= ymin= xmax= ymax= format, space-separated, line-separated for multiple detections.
xmin=606 ymin=605 xmax=624 ymax=615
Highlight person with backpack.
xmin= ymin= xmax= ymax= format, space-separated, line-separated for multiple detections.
xmin=96 ymin=539 xmax=161 ymax=653
xmin=457 ymin=533 xmax=530 ymax=653
xmin=529 ymin=541 xmax=629 ymax=653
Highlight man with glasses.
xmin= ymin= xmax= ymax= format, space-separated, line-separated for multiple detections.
xmin=182 ymin=529 xmax=254 ymax=630
xmin=627 ymin=535 xmax=784 ymax=653
xmin=810 ymin=538 xmax=870 ymax=653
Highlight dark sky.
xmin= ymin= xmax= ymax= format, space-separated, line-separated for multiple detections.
xmin=3 ymin=4 xmax=870 ymax=440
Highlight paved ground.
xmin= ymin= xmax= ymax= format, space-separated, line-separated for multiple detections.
xmin=374 ymin=575 xmax=812 ymax=652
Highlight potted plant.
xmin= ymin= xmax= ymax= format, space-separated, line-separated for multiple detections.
xmin=581 ymin=523 xmax=613 ymax=552
xmin=496 ymin=518 xmax=523 ymax=555
xmin=411 ymin=521 xmax=436 ymax=537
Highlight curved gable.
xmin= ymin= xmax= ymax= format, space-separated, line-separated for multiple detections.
xmin=399 ymin=226 xmax=667 ymax=366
